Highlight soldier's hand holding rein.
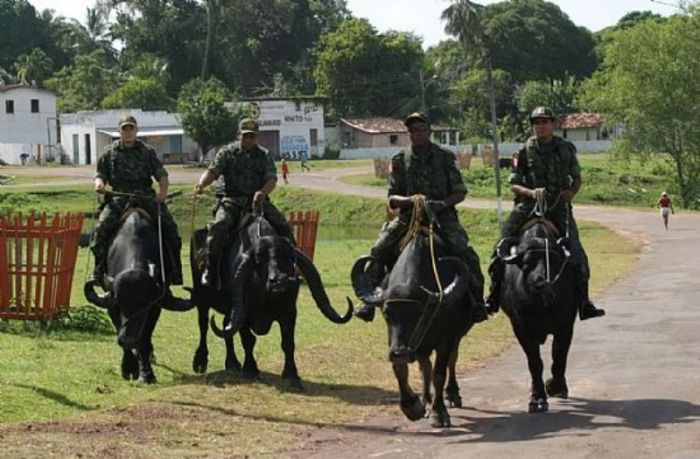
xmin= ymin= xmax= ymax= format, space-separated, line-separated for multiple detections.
xmin=94 ymin=179 xmax=106 ymax=194
xmin=560 ymin=189 xmax=574 ymax=203
xmin=194 ymin=183 xmax=205 ymax=194
xmin=156 ymin=190 xmax=168 ymax=204
xmin=253 ymin=190 xmax=267 ymax=204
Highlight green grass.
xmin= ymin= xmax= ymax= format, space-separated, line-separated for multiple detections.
xmin=0 ymin=185 xmax=638 ymax=457
xmin=340 ymin=153 xmax=681 ymax=209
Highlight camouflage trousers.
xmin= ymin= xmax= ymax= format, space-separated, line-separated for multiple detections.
xmin=369 ymin=210 xmax=485 ymax=298
xmin=488 ymin=201 xmax=590 ymax=283
xmin=206 ymin=198 xmax=295 ymax=255
xmin=91 ymin=197 xmax=182 ymax=278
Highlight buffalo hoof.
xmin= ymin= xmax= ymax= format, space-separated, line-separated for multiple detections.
xmin=287 ymin=377 xmax=304 ymax=390
xmin=430 ymin=410 xmax=451 ymax=428
xmin=400 ymin=396 xmax=426 ymax=421
xmin=243 ymin=363 xmax=260 ymax=379
xmin=193 ymin=353 xmax=208 ymax=374
xmin=528 ymin=396 xmax=549 ymax=413
xmin=545 ymin=377 xmax=569 ymax=399
xmin=445 ymin=389 xmax=462 ymax=408
xmin=224 ymin=356 xmax=241 ymax=371
xmin=121 ymin=353 xmax=139 ymax=381
xmin=138 ymin=372 xmax=157 ymax=384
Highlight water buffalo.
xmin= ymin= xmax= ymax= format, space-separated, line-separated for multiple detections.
xmin=495 ymin=218 xmax=578 ymax=413
xmin=84 ymin=197 xmax=192 ymax=384
xmin=189 ymin=212 xmax=352 ymax=388
xmin=351 ymin=229 xmax=477 ymax=427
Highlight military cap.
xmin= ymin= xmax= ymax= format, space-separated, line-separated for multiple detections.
xmin=239 ymin=117 xmax=259 ymax=134
xmin=404 ymin=112 xmax=430 ymax=128
xmin=529 ymin=106 xmax=556 ymax=123
xmin=118 ymin=115 xmax=138 ymax=128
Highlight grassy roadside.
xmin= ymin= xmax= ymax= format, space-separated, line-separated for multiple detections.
xmin=339 ymin=153 xmax=684 ymax=210
xmin=0 ymin=185 xmax=638 ymax=457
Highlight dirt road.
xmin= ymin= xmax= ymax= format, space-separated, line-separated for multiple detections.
xmin=287 ymin=168 xmax=700 ymax=459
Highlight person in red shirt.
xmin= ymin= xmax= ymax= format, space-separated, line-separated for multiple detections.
xmin=657 ymin=191 xmax=674 ymax=230
xmin=280 ymin=158 xmax=290 ymax=185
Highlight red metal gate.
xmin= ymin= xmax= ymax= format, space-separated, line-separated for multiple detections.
xmin=0 ymin=212 xmax=84 ymax=321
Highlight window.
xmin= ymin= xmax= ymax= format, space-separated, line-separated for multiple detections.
xmin=31 ymin=99 xmax=39 ymax=113
xmin=389 ymin=134 xmax=399 ymax=145
xmin=5 ymin=100 xmax=14 ymax=114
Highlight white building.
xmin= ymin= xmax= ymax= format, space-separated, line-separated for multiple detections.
xmin=59 ymin=109 xmax=197 ymax=165
xmin=0 ymin=84 xmax=57 ymax=164
xmin=239 ymin=97 xmax=326 ymax=159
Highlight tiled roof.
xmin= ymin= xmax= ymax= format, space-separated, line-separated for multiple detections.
xmin=559 ymin=113 xmax=605 ymax=129
xmin=340 ymin=117 xmax=458 ymax=134
xmin=0 ymin=83 xmax=55 ymax=95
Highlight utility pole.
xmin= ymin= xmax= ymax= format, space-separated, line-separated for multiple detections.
xmin=485 ymin=53 xmax=503 ymax=225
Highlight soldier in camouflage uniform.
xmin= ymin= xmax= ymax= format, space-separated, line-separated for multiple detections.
xmin=354 ymin=112 xmax=488 ymax=323
xmin=194 ymin=117 xmax=295 ymax=287
xmin=484 ymin=107 xmax=605 ymax=320
xmin=90 ymin=115 xmax=183 ymax=286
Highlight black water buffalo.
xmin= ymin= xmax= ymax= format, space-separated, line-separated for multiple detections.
xmin=351 ymin=232 xmax=476 ymax=427
xmin=189 ymin=213 xmax=352 ymax=388
xmin=496 ymin=218 xmax=577 ymax=413
xmin=85 ymin=198 xmax=191 ymax=384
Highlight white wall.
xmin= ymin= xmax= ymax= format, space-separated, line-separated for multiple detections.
xmin=339 ymin=144 xmax=470 ymax=160
xmin=0 ymin=87 xmax=57 ymax=148
xmin=0 ymin=143 xmax=43 ymax=165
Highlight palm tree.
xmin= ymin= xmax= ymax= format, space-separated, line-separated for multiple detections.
xmin=71 ymin=5 xmax=116 ymax=59
xmin=441 ymin=0 xmax=504 ymax=219
xmin=14 ymin=49 xmax=54 ymax=86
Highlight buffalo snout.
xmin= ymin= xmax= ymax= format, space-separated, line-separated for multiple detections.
xmin=267 ymin=272 xmax=292 ymax=292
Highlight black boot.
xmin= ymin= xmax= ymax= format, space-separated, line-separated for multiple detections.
xmin=168 ymin=247 xmax=183 ymax=286
xmin=354 ymin=259 xmax=384 ymax=322
xmin=484 ymin=259 xmax=504 ymax=315
xmin=469 ymin=279 xmax=489 ymax=323
xmin=579 ymin=282 xmax=605 ymax=320
xmin=87 ymin=252 xmax=106 ymax=287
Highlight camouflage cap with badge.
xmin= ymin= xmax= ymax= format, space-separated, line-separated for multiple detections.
xmin=404 ymin=112 xmax=430 ymax=128
xmin=529 ymin=106 xmax=556 ymax=123
xmin=239 ymin=117 xmax=259 ymax=134
xmin=118 ymin=115 xmax=138 ymax=128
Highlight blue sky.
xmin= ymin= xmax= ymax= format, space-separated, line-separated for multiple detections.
xmin=29 ymin=0 xmax=679 ymax=48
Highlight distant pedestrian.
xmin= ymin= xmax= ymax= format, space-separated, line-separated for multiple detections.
xmin=658 ymin=191 xmax=674 ymax=230
xmin=281 ymin=158 xmax=289 ymax=184
xmin=300 ymin=151 xmax=310 ymax=172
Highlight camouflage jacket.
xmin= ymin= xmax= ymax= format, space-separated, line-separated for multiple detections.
xmin=389 ymin=142 xmax=467 ymax=202
xmin=509 ymin=136 xmax=581 ymax=193
xmin=208 ymin=143 xmax=277 ymax=198
xmin=95 ymin=140 xmax=167 ymax=195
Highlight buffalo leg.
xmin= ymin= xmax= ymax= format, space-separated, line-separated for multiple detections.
xmin=239 ymin=327 xmax=260 ymax=378
xmin=513 ymin=325 xmax=548 ymax=413
xmin=193 ymin=304 xmax=210 ymax=373
xmin=445 ymin=341 xmax=463 ymax=408
xmin=546 ymin=326 xmax=574 ymax=398
xmin=280 ymin=318 xmax=302 ymax=389
xmin=430 ymin=341 xmax=452 ymax=427
xmin=393 ymin=363 xmax=425 ymax=421
xmin=417 ymin=356 xmax=432 ymax=412
xmin=136 ymin=306 xmax=161 ymax=384
xmin=224 ymin=332 xmax=241 ymax=371
xmin=109 ymin=306 xmax=138 ymax=380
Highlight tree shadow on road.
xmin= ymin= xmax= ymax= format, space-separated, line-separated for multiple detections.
xmin=451 ymin=397 xmax=700 ymax=443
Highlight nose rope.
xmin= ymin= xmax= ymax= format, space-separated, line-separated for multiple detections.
xmin=545 ymin=237 xmax=551 ymax=282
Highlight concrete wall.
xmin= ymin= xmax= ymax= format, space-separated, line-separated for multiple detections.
xmin=0 ymin=87 xmax=57 ymax=148
xmin=0 ymin=143 xmax=43 ymax=165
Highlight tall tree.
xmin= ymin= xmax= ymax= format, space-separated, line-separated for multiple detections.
xmin=517 ymin=76 xmax=581 ymax=118
xmin=0 ymin=0 xmax=54 ymax=70
xmin=582 ymin=10 xmax=700 ymax=207
xmin=314 ymin=18 xmax=423 ymax=118
xmin=70 ymin=5 xmax=116 ymax=60
xmin=176 ymin=77 xmax=238 ymax=162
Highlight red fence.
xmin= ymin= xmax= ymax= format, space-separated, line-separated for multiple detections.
xmin=289 ymin=210 xmax=320 ymax=261
xmin=0 ymin=212 xmax=84 ymax=321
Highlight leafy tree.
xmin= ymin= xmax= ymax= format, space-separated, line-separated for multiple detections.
xmin=102 ymin=77 xmax=174 ymax=111
xmin=314 ymin=18 xmax=424 ymax=118
xmin=516 ymin=76 xmax=581 ymax=118
xmin=582 ymin=11 xmax=700 ymax=208
xmin=176 ymin=78 xmax=238 ymax=162
xmin=13 ymin=48 xmax=54 ymax=86
xmin=45 ymin=50 xmax=119 ymax=112
xmin=444 ymin=0 xmax=596 ymax=83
